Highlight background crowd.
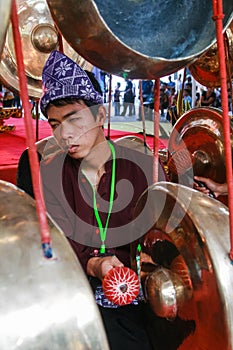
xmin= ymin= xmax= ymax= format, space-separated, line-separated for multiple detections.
xmin=109 ymin=72 xmax=232 ymax=125
xmin=0 ymin=70 xmax=233 ymax=126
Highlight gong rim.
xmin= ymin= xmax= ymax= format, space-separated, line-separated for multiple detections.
xmin=0 ymin=180 xmax=109 ymax=350
xmin=132 ymin=181 xmax=233 ymax=349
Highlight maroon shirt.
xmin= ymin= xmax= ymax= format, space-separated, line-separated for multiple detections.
xmin=41 ymin=141 xmax=167 ymax=275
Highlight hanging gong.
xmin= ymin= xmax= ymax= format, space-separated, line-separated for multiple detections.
xmin=188 ymin=20 xmax=233 ymax=88
xmin=0 ymin=0 xmax=92 ymax=99
xmin=167 ymin=107 xmax=233 ymax=185
xmin=131 ymin=181 xmax=233 ymax=349
xmin=0 ymin=180 xmax=109 ymax=350
xmin=46 ymin=0 xmax=233 ymax=79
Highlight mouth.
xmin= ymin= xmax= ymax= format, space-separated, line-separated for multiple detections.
xmin=67 ymin=145 xmax=80 ymax=154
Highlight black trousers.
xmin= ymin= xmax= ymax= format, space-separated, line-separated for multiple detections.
xmin=99 ymin=303 xmax=196 ymax=350
xmin=99 ymin=303 xmax=153 ymax=350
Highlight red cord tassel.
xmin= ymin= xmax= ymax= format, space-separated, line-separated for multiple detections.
xmin=11 ymin=0 xmax=52 ymax=257
xmin=153 ymin=78 xmax=160 ymax=183
xmin=212 ymin=0 xmax=233 ymax=261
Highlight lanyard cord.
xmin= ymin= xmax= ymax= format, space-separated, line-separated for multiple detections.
xmin=82 ymin=142 xmax=116 ymax=254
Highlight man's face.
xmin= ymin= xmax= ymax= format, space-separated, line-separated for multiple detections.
xmin=47 ymin=100 xmax=105 ymax=159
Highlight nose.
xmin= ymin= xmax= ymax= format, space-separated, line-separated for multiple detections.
xmin=58 ymin=121 xmax=74 ymax=141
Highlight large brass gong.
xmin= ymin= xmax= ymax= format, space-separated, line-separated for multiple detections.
xmin=167 ymin=107 xmax=233 ymax=185
xmin=0 ymin=180 xmax=109 ymax=350
xmin=0 ymin=0 xmax=92 ymax=99
xmin=46 ymin=0 xmax=233 ymax=78
xmin=189 ymin=20 xmax=233 ymax=88
xmin=132 ymin=181 xmax=233 ymax=349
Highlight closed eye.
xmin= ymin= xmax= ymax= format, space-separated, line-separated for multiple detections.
xmin=68 ymin=116 xmax=81 ymax=123
xmin=49 ymin=121 xmax=60 ymax=130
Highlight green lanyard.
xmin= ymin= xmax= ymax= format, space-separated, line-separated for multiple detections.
xmin=82 ymin=142 xmax=116 ymax=254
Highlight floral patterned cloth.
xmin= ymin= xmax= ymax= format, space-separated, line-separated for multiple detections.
xmin=40 ymin=50 xmax=103 ymax=116
xmin=95 ymin=285 xmax=139 ymax=308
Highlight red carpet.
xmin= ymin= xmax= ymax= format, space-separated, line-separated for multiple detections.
xmin=0 ymin=117 xmax=168 ymax=185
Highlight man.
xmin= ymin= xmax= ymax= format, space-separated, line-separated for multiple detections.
xmin=18 ymin=50 xmax=167 ymax=350
xmin=113 ymin=81 xmax=121 ymax=116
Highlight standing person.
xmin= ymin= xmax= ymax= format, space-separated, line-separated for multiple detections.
xmin=182 ymin=88 xmax=192 ymax=110
xmin=17 ymin=50 xmax=167 ymax=350
xmin=138 ymin=80 xmax=153 ymax=121
xmin=166 ymin=87 xmax=177 ymax=125
xmin=113 ymin=82 xmax=121 ymax=116
xmin=159 ymin=83 xmax=169 ymax=118
xmin=176 ymin=73 xmax=183 ymax=93
xmin=121 ymin=79 xmax=134 ymax=116
xmin=3 ymin=87 xmax=15 ymax=107
xmin=200 ymin=87 xmax=216 ymax=107
xmin=184 ymin=76 xmax=192 ymax=96
xmin=0 ymin=84 xmax=3 ymax=108
xmin=14 ymin=92 xmax=21 ymax=108
xmin=167 ymin=75 xmax=175 ymax=92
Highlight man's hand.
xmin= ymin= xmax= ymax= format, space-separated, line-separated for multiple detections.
xmin=194 ymin=176 xmax=227 ymax=198
xmin=87 ymin=255 xmax=124 ymax=280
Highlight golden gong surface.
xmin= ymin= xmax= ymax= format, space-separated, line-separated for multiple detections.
xmin=0 ymin=0 xmax=12 ymax=57
xmin=0 ymin=180 xmax=109 ymax=350
xmin=0 ymin=0 xmax=92 ymax=99
xmin=167 ymin=107 xmax=233 ymax=184
xmin=46 ymin=0 xmax=233 ymax=79
xmin=189 ymin=20 xmax=233 ymax=87
xmin=115 ymin=135 xmax=153 ymax=155
xmin=131 ymin=181 xmax=233 ymax=349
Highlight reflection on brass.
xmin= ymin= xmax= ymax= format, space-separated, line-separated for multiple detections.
xmin=145 ymin=266 xmax=189 ymax=320
xmin=47 ymin=0 xmax=233 ymax=78
xmin=0 ymin=180 xmax=109 ymax=350
xmin=35 ymin=135 xmax=62 ymax=160
xmin=131 ymin=181 xmax=233 ymax=349
xmin=0 ymin=124 xmax=15 ymax=132
xmin=0 ymin=107 xmax=22 ymax=119
xmin=115 ymin=135 xmax=153 ymax=155
xmin=0 ymin=107 xmax=22 ymax=132
xmin=167 ymin=107 xmax=233 ymax=184
xmin=0 ymin=0 xmax=93 ymax=99
xmin=31 ymin=23 xmax=58 ymax=53
xmin=0 ymin=0 xmax=12 ymax=57
xmin=189 ymin=21 xmax=233 ymax=87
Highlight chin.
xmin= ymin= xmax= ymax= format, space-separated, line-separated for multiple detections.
xmin=68 ymin=151 xmax=82 ymax=159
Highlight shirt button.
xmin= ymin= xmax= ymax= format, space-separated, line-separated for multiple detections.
xmin=81 ymin=177 xmax=86 ymax=183
xmin=96 ymin=228 xmax=100 ymax=234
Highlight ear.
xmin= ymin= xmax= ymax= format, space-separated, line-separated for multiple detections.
xmin=96 ymin=105 xmax=106 ymax=126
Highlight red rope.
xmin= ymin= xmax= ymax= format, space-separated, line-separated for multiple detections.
xmin=107 ymin=74 xmax=112 ymax=139
xmin=139 ymin=80 xmax=147 ymax=149
xmin=153 ymin=79 xmax=160 ymax=183
xmin=212 ymin=0 xmax=233 ymax=261
xmin=11 ymin=0 xmax=52 ymax=255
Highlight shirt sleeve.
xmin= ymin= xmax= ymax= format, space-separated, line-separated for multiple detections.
xmin=43 ymin=181 xmax=95 ymax=274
